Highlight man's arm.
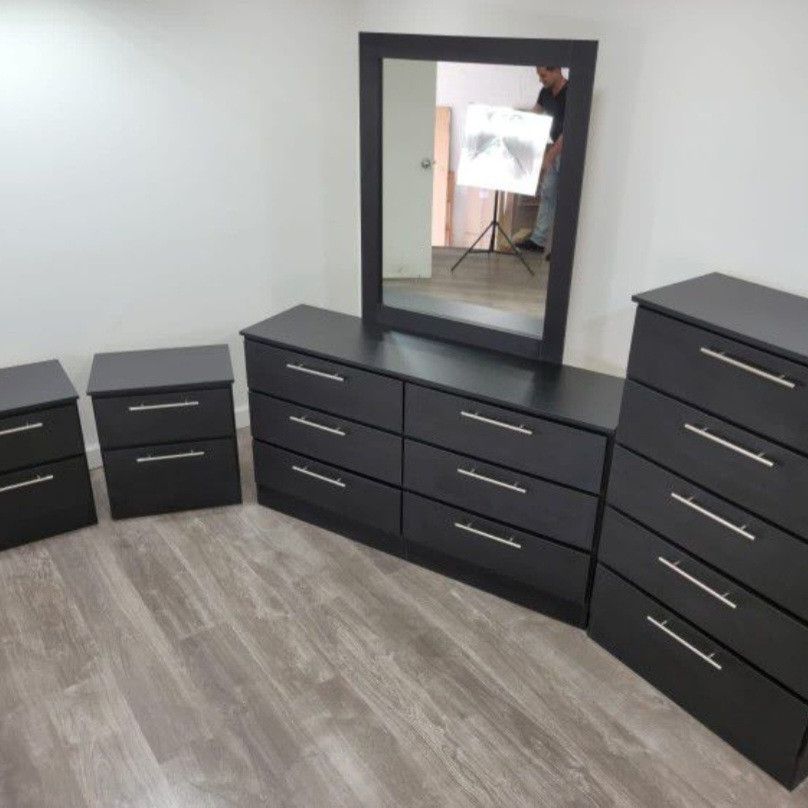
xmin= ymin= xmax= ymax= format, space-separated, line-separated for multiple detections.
xmin=542 ymin=133 xmax=563 ymax=171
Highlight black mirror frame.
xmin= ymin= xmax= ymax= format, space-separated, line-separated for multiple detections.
xmin=359 ymin=32 xmax=597 ymax=363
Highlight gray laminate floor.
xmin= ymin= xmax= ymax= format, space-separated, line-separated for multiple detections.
xmin=1 ymin=429 xmax=806 ymax=807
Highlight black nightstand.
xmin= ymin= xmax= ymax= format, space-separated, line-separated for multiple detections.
xmin=87 ymin=345 xmax=241 ymax=519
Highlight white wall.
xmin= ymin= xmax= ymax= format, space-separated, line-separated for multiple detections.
xmin=0 ymin=0 xmax=360 ymax=462
xmin=359 ymin=0 xmax=808 ymax=375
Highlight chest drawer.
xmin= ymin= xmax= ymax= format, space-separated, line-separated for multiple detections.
xmin=600 ymin=508 xmax=808 ymax=701
xmin=92 ymin=387 xmax=234 ymax=450
xmin=618 ymin=382 xmax=808 ymax=538
xmin=589 ymin=566 xmax=808 ymax=788
xmin=405 ymin=384 xmax=606 ymax=492
xmin=404 ymin=492 xmax=589 ymax=601
xmin=608 ymin=446 xmax=808 ymax=624
xmin=249 ymin=392 xmax=401 ymax=485
xmin=403 ymin=439 xmax=597 ymax=550
xmin=0 ymin=456 xmax=96 ymax=548
xmin=245 ymin=341 xmax=403 ymax=433
xmin=629 ymin=308 xmax=808 ymax=455
xmin=0 ymin=404 xmax=84 ymax=474
xmin=254 ymin=441 xmax=400 ymax=537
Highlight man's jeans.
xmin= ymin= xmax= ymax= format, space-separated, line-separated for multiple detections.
xmin=530 ymin=155 xmax=560 ymax=248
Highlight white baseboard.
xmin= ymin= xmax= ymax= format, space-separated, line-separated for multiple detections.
xmin=85 ymin=403 xmax=250 ymax=470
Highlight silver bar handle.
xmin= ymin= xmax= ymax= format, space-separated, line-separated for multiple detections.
xmin=700 ymin=347 xmax=796 ymax=390
xmin=657 ymin=556 xmax=737 ymax=609
xmin=136 ymin=450 xmax=206 ymax=464
xmin=460 ymin=410 xmax=533 ymax=435
xmin=128 ymin=400 xmax=199 ymax=412
xmin=292 ymin=464 xmax=346 ymax=488
xmin=289 ymin=415 xmax=346 ymax=436
xmin=0 ymin=421 xmax=43 ymax=437
xmin=0 ymin=473 xmax=54 ymax=495
xmin=285 ymin=362 xmax=345 ymax=382
xmin=670 ymin=492 xmax=755 ymax=541
xmin=457 ymin=467 xmax=526 ymax=494
xmin=453 ymin=521 xmax=521 ymax=549
xmin=683 ymin=423 xmax=774 ymax=468
xmin=646 ymin=615 xmax=722 ymax=670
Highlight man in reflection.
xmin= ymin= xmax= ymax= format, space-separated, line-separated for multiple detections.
xmin=515 ymin=66 xmax=567 ymax=256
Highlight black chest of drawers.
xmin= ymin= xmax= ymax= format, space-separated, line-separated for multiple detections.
xmin=0 ymin=360 xmax=96 ymax=548
xmin=242 ymin=305 xmax=624 ymax=626
xmin=589 ymin=273 xmax=808 ymax=790
xmin=88 ymin=345 xmax=241 ymax=519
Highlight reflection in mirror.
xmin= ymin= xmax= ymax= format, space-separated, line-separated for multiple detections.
xmin=382 ymin=60 xmax=569 ymax=339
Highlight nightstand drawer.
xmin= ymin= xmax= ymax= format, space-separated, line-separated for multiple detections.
xmin=0 ymin=456 xmax=96 ymax=548
xmin=92 ymin=387 xmax=234 ymax=449
xmin=249 ymin=392 xmax=401 ymax=485
xmin=102 ymin=437 xmax=241 ymax=519
xmin=404 ymin=492 xmax=589 ymax=599
xmin=629 ymin=308 xmax=808 ymax=454
xmin=600 ymin=508 xmax=808 ymax=701
xmin=608 ymin=446 xmax=808 ymax=624
xmin=253 ymin=441 xmax=401 ymax=536
xmin=245 ymin=341 xmax=403 ymax=432
xmin=403 ymin=439 xmax=597 ymax=550
xmin=617 ymin=381 xmax=808 ymax=538
xmin=589 ymin=566 xmax=808 ymax=788
xmin=405 ymin=384 xmax=606 ymax=492
xmin=0 ymin=403 xmax=84 ymax=474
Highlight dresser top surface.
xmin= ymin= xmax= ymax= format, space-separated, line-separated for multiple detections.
xmin=241 ymin=305 xmax=624 ymax=434
xmin=0 ymin=360 xmax=78 ymax=416
xmin=87 ymin=345 xmax=234 ymax=397
xmin=634 ymin=273 xmax=808 ymax=365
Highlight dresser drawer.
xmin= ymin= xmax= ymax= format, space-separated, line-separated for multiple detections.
xmin=245 ymin=341 xmax=403 ymax=432
xmin=253 ymin=441 xmax=400 ymax=536
xmin=403 ymin=440 xmax=597 ymax=550
xmin=0 ymin=404 xmax=84 ymax=474
xmin=600 ymin=508 xmax=808 ymax=701
xmin=249 ymin=392 xmax=401 ymax=485
xmin=405 ymin=384 xmax=606 ymax=492
xmin=92 ymin=387 xmax=234 ymax=449
xmin=103 ymin=437 xmax=241 ymax=519
xmin=629 ymin=308 xmax=808 ymax=455
xmin=0 ymin=456 xmax=96 ymax=548
xmin=589 ymin=566 xmax=808 ymax=788
xmin=404 ymin=492 xmax=589 ymax=599
xmin=618 ymin=381 xmax=808 ymax=538
xmin=609 ymin=446 xmax=808 ymax=624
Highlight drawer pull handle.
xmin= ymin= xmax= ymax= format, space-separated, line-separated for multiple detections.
xmin=457 ymin=467 xmax=527 ymax=494
xmin=0 ymin=473 xmax=54 ymax=495
xmin=128 ymin=400 xmax=199 ymax=412
xmin=699 ymin=347 xmax=796 ymax=390
xmin=136 ymin=450 xmax=206 ymax=464
xmin=453 ymin=520 xmax=522 ymax=549
xmin=646 ymin=615 xmax=722 ymax=671
xmin=683 ymin=423 xmax=774 ymax=468
xmin=0 ymin=421 xmax=43 ymax=437
xmin=460 ymin=410 xmax=533 ymax=435
xmin=285 ymin=362 xmax=345 ymax=383
xmin=657 ymin=556 xmax=737 ymax=609
xmin=292 ymin=464 xmax=346 ymax=488
xmin=670 ymin=492 xmax=756 ymax=542
xmin=289 ymin=415 xmax=347 ymax=437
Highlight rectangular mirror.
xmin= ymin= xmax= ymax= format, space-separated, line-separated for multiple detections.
xmin=360 ymin=34 xmax=597 ymax=361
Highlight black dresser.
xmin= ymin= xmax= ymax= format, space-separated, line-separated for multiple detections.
xmin=242 ymin=305 xmax=624 ymax=625
xmin=0 ymin=360 xmax=96 ymax=548
xmin=88 ymin=345 xmax=241 ymax=519
xmin=589 ymin=273 xmax=808 ymax=789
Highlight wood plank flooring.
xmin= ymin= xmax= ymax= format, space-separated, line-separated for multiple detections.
xmin=1 ymin=429 xmax=806 ymax=807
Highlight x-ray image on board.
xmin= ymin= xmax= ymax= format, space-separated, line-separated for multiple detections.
xmin=456 ymin=104 xmax=553 ymax=196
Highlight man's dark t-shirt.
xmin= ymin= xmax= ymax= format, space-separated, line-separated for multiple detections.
xmin=537 ymin=83 xmax=567 ymax=143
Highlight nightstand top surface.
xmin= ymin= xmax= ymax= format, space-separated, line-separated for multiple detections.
xmin=0 ymin=360 xmax=78 ymax=416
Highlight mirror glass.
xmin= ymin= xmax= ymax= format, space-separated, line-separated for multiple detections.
xmin=382 ymin=59 xmax=570 ymax=338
